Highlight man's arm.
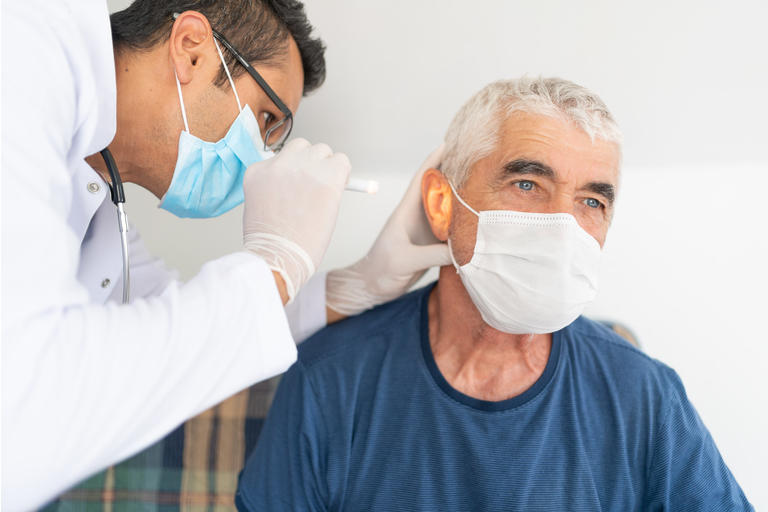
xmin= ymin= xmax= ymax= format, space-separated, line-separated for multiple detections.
xmin=236 ymin=361 xmax=329 ymax=511
xmin=644 ymin=369 xmax=753 ymax=510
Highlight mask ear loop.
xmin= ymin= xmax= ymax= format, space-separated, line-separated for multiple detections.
xmin=174 ymin=72 xmax=190 ymax=133
xmin=214 ymin=39 xmax=243 ymax=112
xmin=445 ymin=180 xmax=479 ymax=273
xmin=172 ymin=38 xmax=241 ymax=134
xmin=447 ymin=238 xmax=461 ymax=274
xmin=447 ymin=180 xmax=480 ymax=217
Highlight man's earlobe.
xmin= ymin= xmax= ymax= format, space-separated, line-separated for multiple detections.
xmin=421 ymin=168 xmax=452 ymax=242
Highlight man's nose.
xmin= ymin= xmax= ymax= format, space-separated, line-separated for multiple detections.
xmin=545 ymin=191 xmax=574 ymax=215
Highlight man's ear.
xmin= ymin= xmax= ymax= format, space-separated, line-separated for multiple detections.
xmin=421 ymin=168 xmax=453 ymax=242
xmin=169 ymin=11 xmax=215 ymax=84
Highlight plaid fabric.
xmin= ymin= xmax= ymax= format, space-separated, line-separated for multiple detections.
xmin=42 ymin=377 xmax=281 ymax=512
xmin=41 ymin=321 xmax=638 ymax=512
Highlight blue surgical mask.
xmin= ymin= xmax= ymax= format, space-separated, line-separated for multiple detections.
xmin=160 ymin=40 xmax=274 ymax=218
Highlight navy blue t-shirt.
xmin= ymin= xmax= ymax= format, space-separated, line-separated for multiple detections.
xmin=237 ymin=284 xmax=751 ymax=511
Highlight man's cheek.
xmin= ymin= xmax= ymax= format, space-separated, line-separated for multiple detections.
xmin=449 ymin=215 xmax=478 ymax=266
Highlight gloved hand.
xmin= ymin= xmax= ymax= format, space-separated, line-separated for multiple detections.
xmin=326 ymin=145 xmax=452 ymax=316
xmin=243 ymin=138 xmax=351 ymax=303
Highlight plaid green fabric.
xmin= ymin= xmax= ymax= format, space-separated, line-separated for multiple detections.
xmin=42 ymin=376 xmax=281 ymax=512
xmin=41 ymin=321 xmax=638 ymax=512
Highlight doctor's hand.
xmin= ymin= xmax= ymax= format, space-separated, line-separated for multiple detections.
xmin=243 ymin=138 xmax=351 ymax=304
xmin=326 ymin=145 xmax=452 ymax=319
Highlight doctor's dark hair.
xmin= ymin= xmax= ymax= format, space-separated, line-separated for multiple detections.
xmin=110 ymin=0 xmax=326 ymax=94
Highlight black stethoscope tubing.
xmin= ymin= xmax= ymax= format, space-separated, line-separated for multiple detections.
xmin=100 ymin=148 xmax=130 ymax=304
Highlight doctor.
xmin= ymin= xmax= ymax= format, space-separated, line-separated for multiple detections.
xmin=1 ymin=0 xmax=449 ymax=509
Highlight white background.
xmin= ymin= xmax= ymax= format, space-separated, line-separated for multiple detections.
xmin=109 ymin=0 xmax=768 ymax=506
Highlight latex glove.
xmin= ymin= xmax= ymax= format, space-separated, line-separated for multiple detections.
xmin=326 ymin=145 xmax=452 ymax=316
xmin=243 ymin=138 xmax=351 ymax=303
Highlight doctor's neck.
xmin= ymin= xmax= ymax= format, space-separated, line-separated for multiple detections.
xmin=86 ymin=44 xmax=192 ymax=198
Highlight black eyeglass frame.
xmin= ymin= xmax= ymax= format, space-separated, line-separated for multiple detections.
xmin=209 ymin=27 xmax=294 ymax=152
xmin=171 ymin=13 xmax=294 ymax=151
xmin=172 ymin=12 xmax=295 ymax=151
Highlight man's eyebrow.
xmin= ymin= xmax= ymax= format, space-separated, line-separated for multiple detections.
xmin=502 ymin=159 xmax=556 ymax=178
xmin=582 ymin=182 xmax=616 ymax=206
xmin=502 ymin=158 xmax=616 ymax=206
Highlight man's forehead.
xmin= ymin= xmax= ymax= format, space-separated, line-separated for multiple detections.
xmin=487 ymin=111 xmax=621 ymax=184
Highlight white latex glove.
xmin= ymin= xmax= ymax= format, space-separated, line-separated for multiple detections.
xmin=243 ymin=138 xmax=351 ymax=302
xmin=326 ymin=145 xmax=452 ymax=316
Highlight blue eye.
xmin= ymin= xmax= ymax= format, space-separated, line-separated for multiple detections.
xmin=585 ymin=198 xmax=602 ymax=209
xmin=516 ymin=180 xmax=534 ymax=191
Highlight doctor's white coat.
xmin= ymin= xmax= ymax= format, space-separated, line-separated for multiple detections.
xmin=1 ymin=1 xmax=325 ymax=509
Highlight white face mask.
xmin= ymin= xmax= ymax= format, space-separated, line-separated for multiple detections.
xmin=448 ymin=181 xmax=602 ymax=334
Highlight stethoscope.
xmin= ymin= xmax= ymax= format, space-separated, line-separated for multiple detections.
xmin=100 ymin=148 xmax=130 ymax=304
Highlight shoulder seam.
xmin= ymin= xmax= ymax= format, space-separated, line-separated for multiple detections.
xmin=571 ymin=324 xmax=658 ymax=365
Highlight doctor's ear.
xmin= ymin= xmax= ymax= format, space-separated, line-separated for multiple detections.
xmin=421 ymin=168 xmax=453 ymax=242
xmin=169 ymin=11 xmax=215 ymax=84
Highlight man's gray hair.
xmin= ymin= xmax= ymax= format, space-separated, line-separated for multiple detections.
xmin=442 ymin=77 xmax=622 ymax=187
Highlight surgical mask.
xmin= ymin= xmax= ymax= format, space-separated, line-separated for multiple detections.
xmin=448 ymin=181 xmax=602 ymax=334
xmin=160 ymin=40 xmax=273 ymax=218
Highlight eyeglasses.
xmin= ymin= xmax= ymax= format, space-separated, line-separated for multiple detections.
xmin=210 ymin=27 xmax=294 ymax=152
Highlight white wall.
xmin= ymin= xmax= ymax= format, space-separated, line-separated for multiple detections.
xmin=585 ymin=165 xmax=768 ymax=507
xmin=110 ymin=0 xmax=768 ymax=506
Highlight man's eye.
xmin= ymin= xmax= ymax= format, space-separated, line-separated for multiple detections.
xmin=261 ymin=112 xmax=276 ymax=129
xmin=584 ymin=197 xmax=603 ymax=209
xmin=515 ymin=180 xmax=535 ymax=191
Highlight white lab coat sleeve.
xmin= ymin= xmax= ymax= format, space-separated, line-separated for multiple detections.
xmin=121 ymin=221 xmax=329 ymax=341
xmin=111 ymin=220 xmax=329 ymax=340
xmin=108 ymin=208 xmax=328 ymax=340
xmin=284 ymin=271 xmax=329 ymax=343
xmin=122 ymin=227 xmax=329 ymax=341
xmin=2 ymin=253 xmax=298 ymax=511
xmin=0 ymin=3 xmax=296 ymax=510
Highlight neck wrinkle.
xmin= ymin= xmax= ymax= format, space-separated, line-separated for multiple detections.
xmin=428 ymin=267 xmax=551 ymax=401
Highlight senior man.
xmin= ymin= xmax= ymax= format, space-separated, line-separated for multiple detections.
xmin=235 ymin=78 xmax=752 ymax=511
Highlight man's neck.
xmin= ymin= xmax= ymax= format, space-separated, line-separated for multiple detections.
xmin=85 ymin=47 xmax=174 ymax=198
xmin=428 ymin=267 xmax=552 ymax=402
